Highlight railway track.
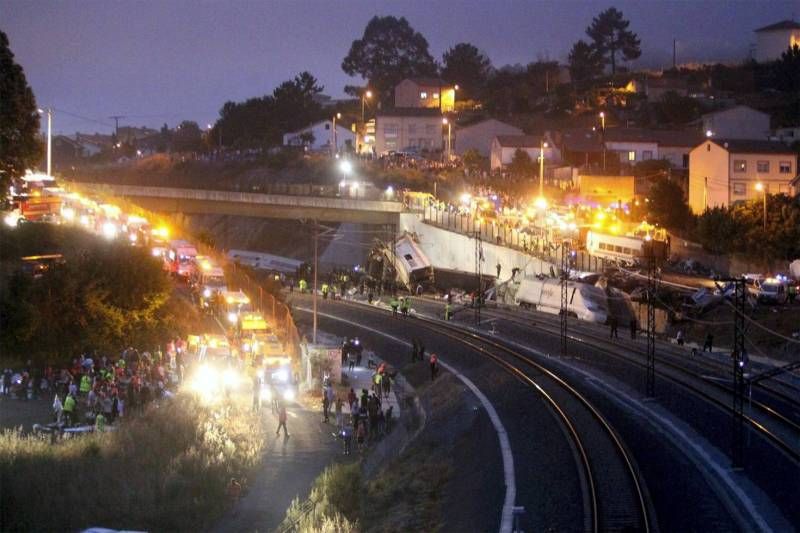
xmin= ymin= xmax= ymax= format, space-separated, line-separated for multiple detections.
xmin=337 ymin=299 xmax=652 ymax=533
xmin=420 ymin=298 xmax=800 ymax=465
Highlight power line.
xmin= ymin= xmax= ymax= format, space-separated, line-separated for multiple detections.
xmin=51 ymin=107 xmax=115 ymax=129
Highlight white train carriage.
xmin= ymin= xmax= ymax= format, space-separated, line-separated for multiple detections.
xmin=515 ymin=277 xmax=608 ymax=323
xmin=586 ymin=231 xmax=646 ymax=267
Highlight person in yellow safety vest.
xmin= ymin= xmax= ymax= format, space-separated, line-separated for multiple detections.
xmin=79 ymin=374 xmax=91 ymax=394
xmin=95 ymin=411 xmax=106 ymax=432
xmin=373 ymin=372 xmax=383 ymax=398
xmin=299 ymin=279 xmax=308 ymax=293
xmin=63 ymin=393 xmax=76 ymax=426
xmin=401 ymin=297 xmax=411 ymax=317
xmin=389 ymin=297 xmax=399 ymax=317
xmin=445 ymin=303 xmax=452 ymax=321
xmin=322 ymin=283 xmax=329 ymax=299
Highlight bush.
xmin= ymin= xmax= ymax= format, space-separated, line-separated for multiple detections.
xmin=0 ymin=395 xmax=265 ymax=532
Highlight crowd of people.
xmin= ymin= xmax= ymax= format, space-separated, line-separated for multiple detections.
xmin=2 ymin=338 xmax=190 ymax=434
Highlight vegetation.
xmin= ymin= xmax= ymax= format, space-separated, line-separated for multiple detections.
xmin=341 ymin=16 xmax=437 ymax=103
xmin=508 ymin=148 xmax=535 ymax=178
xmin=584 ymin=7 xmax=641 ymax=75
xmin=0 ymin=395 xmax=266 ymax=532
xmin=210 ymin=72 xmax=324 ymax=149
xmin=0 ymin=30 xmax=43 ymax=190
xmin=0 ymin=224 xmax=181 ymax=364
xmin=441 ymin=43 xmax=493 ymax=101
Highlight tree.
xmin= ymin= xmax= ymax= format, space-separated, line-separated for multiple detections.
xmin=646 ymin=177 xmax=693 ymax=233
xmin=342 ymin=16 xmax=437 ymax=101
xmin=462 ymin=148 xmax=487 ymax=174
xmin=0 ymin=31 xmax=43 ymax=190
xmin=441 ymin=43 xmax=492 ymax=100
xmin=508 ymin=149 xmax=534 ymax=178
xmin=585 ymin=8 xmax=641 ymax=75
xmin=773 ymin=44 xmax=800 ymax=92
xmin=568 ymin=40 xmax=603 ymax=85
xmin=651 ymin=91 xmax=702 ymax=125
xmin=171 ymin=121 xmax=204 ymax=153
xmin=694 ymin=206 xmax=738 ymax=257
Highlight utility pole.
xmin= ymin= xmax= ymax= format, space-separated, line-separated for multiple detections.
xmin=109 ymin=115 xmax=125 ymax=139
xmin=38 ymin=108 xmax=52 ymax=176
xmin=560 ymin=241 xmax=570 ymax=356
xmin=645 ymin=242 xmax=658 ymax=397
xmin=313 ymin=220 xmax=319 ymax=344
xmin=474 ymin=231 xmax=483 ymax=326
xmin=673 ymin=39 xmax=677 ymax=70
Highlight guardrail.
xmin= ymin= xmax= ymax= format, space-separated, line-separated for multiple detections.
xmin=78 ymin=182 xmax=405 ymax=213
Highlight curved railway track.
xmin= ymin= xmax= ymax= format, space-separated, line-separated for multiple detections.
xmin=336 ymin=299 xmax=653 ymax=533
xmin=419 ymin=298 xmax=800 ymax=465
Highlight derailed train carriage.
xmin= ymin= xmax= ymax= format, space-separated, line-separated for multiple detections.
xmin=515 ymin=277 xmax=609 ymax=324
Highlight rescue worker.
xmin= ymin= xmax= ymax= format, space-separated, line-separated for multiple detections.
xmin=79 ymin=374 xmax=91 ymax=396
xmin=276 ymin=404 xmax=289 ymax=437
xmin=401 ymin=297 xmax=411 ymax=317
xmin=703 ymin=333 xmax=714 ymax=353
xmin=444 ymin=302 xmax=453 ymax=321
xmin=94 ymin=411 xmax=107 ymax=432
xmin=62 ymin=392 xmax=76 ymax=427
xmin=788 ymin=283 xmax=797 ymax=304
xmin=390 ymin=296 xmax=399 ymax=317
xmin=429 ymin=353 xmax=439 ymax=381
xmin=609 ymin=315 xmax=619 ymax=339
xmin=299 ymin=279 xmax=308 ymax=293
xmin=321 ymin=283 xmax=329 ymax=300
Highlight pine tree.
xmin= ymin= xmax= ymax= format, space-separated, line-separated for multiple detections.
xmin=585 ymin=8 xmax=641 ymax=75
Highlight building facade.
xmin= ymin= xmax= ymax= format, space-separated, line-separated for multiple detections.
xmin=283 ymin=120 xmax=355 ymax=152
xmin=754 ymin=20 xmax=800 ymax=63
xmin=394 ymin=78 xmax=456 ymax=112
xmin=490 ymin=135 xmax=559 ymax=170
xmin=454 ymin=119 xmax=523 ymax=157
xmin=688 ymin=139 xmax=798 ymax=214
xmin=701 ymin=105 xmax=770 ymax=140
xmin=374 ymin=108 xmax=443 ymax=155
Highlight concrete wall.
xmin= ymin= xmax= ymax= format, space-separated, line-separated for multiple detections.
xmin=394 ymin=80 xmax=454 ymax=111
xmin=689 ymin=141 xmax=729 ymax=213
xmin=375 ymin=115 xmax=443 ymax=154
xmin=399 ymin=213 xmax=554 ymax=280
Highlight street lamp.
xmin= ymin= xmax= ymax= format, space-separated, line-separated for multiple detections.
xmin=331 ymin=112 xmax=342 ymax=157
xmin=599 ymin=112 xmax=606 ymax=171
xmin=539 ymin=140 xmax=548 ymax=199
xmin=361 ymin=90 xmax=372 ymax=123
xmin=38 ymin=108 xmax=52 ymax=176
xmin=442 ymin=117 xmax=452 ymax=162
xmin=755 ymin=182 xmax=767 ymax=230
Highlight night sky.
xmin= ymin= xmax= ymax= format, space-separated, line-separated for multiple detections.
xmin=3 ymin=0 xmax=797 ymax=135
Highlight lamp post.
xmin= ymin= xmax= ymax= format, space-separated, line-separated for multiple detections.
xmin=331 ymin=112 xmax=342 ymax=157
xmin=339 ymin=160 xmax=352 ymax=195
xmin=599 ymin=111 xmax=606 ymax=172
xmin=442 ymin=117 xmax=452 ymax=161
xmin=755 ymin=182 xmax=767 ymax=230
xmin=539 ymin=139 xmax=548 ymax=199
xmin=38 ymin=108 xmax=52 ymax=176
xmin=361 ymin=90 xmax=372 ymax=123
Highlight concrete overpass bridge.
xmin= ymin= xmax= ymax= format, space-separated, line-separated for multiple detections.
xmin=73 ymin=182 xmax=405 ymax=225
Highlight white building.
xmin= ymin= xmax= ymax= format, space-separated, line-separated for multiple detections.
xmin=754 ymin=20 xmax=800 ymax=63
xmin=454 ymin=119 xmax=523 ymax=157
xmin=490 ymin=135 xmax=559 ymax=170
xmin=688 ymin=139 xmax=798 ymax=214
xmin=701 ymin=106 xmax=771 ymax=141
xmin=602 ymin=128 xmax=703 ymax=169
xmin=374 ymin=108 xmax=443 ymax=155
xmin=283 ymin=120 xmax=355 ymax=152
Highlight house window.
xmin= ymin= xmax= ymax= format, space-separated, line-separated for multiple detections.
xmin=627 ymin=151 xmax=636 ymax=162
xmin=757 ymin=161 xmax=769 ymax=173
xmin=385 ymin=140 xmax=397 ymax=151
xmin=733 ymin=160 xmax=746 ymax=172
xmin=432 ymin=92 xmax=440 ymax=99
xmin=779 ymin=161 xmax=792 ymax=173
xmin=325 ymin=124 xmax=330 ymax=130
xmin=643 ymin=150 xmax=653 ymax=160
xmin=420 ymin=91 xmax=428 ymax=99
xmin=408 ymin=124 xmax=417 ymax=135
xmin=384 ymin=124 xmax=398 ymax=137
xmin=732 ymin=182 xmax=746 ymax=195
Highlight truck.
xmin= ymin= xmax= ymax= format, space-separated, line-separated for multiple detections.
xmin=239 ymin=313 xmax=286 ymax=362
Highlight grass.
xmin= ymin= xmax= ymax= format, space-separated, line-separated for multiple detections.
xmin=0 ymin=394 xmax=266 ymax=532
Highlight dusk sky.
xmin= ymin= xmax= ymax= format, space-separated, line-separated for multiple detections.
xmin=3 ymin=0 xmax=797 ymax=135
